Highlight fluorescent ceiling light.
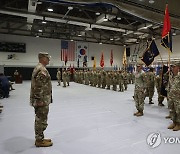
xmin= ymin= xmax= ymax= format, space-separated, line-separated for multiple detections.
xmin=103 ymin=18 xmax=108 ymax=21
xmin=47 ymin=8 xmax=53 ymax=12
xmin=149 ymin=0 xmax=155 ymax=4
xmin=42 ymin=21 xmax=47 ymax=24
xmin=38 ymin=29 xmax=42 ymax=32
xmin=117 ymin=17 xmax=121 ymax=20
xmin=95 ymin=12 xmax=100 ymax=15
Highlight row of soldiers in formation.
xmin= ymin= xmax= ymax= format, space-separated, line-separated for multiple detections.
xmin=74 ymin=70 xmax=134 ymax=91
xmin=56 ymin=69 xmax=135 ymax=91
xmin=56 ymin=67 xmax=166 ymax=106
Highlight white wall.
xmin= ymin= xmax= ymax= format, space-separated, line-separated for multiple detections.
xmin=0 ymin=34 xmax=124 ymax=68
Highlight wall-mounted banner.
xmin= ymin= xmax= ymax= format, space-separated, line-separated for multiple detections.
xmin=76 ymin=42 xmax=89 ymax=62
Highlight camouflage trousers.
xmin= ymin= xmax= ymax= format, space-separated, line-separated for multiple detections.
xmin=157 ymin=89 xmax=165 ymax=103
xmin=34 ymin=105 xmax=49 ymax=140
xmin=134 ymin=89 xmax=145 ymax=112
xmin=169 ymin=98 xmax=180 ymax=123
xmin=145 ymin=87 xmax=154 ymax=100
xmin=57 ymin=79 xmax=61 ymax=85
xmin=123 ymin=81 xmax=128 ymax=90
xmin=119 ymin=82 xmax=124 ymax=92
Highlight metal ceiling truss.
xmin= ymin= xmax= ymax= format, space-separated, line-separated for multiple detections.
xmin=0 ymin=0 xmax=180 ymax=46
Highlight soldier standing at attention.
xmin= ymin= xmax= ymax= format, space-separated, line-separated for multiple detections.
xmin=155 ymin=69 xmax=165 ymax=106
xmin=167 ymin=62 xmax=180 ymax=131
xmin=133 ymin=61 xmax=146 ymax=117
xmin=30 ymin=52 xmax=53 ymax=147
xmin=62 ymin=69 xmax=67 ymax=87
xmin=56 ymin=68 xmax=61 ymax=86
xmin=145 ymin=67 xmax=155 ymax=104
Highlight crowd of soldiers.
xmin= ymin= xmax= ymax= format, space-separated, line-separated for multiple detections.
xmin=56 ymin=61 xmax=180 ymax=131
xmin=73 ymin=69 xmax=135 ymax=91
xmin=56 ymin=68 xmax=71 ymax=87
xmin=133 ymin=61 xmax=180 ymax=131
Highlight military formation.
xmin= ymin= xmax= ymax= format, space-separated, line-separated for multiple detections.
xmin=56 ymin=69 xmax=71 ymax=87
xmin=72 ymin=69 xmax=134 ymax=91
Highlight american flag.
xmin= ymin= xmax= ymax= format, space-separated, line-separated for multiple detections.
xmin=61 ymin=40 xmax=75 ymax=61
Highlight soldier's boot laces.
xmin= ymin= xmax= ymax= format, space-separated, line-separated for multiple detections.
xmin=168 ymin=123 xmax=176 ymax=129
xmin=173 ymin=124 xmax=180 ymax=131
xmin=35 ymin=140 xmax=53 ymax=147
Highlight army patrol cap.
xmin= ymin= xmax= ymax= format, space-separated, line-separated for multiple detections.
xmin=38 ymin=52 xmax=51 ymax=59
xmin=171 ymin=61 xmax=180 ymax=67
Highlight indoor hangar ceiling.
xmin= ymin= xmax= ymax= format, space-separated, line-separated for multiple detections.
xmin=0 ymin=0 xmax=180 ymax=46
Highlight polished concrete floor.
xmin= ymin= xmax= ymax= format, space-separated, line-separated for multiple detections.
xmin=0 ymin=81 xmax=179 ymax=154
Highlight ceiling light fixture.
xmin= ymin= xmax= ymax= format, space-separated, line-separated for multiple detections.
xmin=99 ymin=42 xmax=102 ymax=44
xmin=117 ymin=17 xmax=121 ymax=20
xmin=103 ymin=14 xmax=108 ymax=22
xmin=68 ymin=6 xmax=73 ymax=10
xmin=38 ymin=29 xmax=42 ymax=32
xmin=95 ymin=12 xmax=100 ymax=15
xmin=149 ymin=0 xmax=155 ymax=4
xmin=47 ymin=8 xmax=53 ymax=12
xmin=78 ymin=34 xmax=82 ymax=37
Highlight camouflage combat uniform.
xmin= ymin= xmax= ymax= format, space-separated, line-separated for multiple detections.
xmin=134 ymin=70 xmax=146 ymax=115
xmin=168 ymin=74 xmax=180 ymax=128
xmin=56 ymin=69 xmax=61 ymax=86
xmin=30 ymin=63 xmax=52 ymax=141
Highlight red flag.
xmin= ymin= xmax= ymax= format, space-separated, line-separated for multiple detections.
xmin=161 ymin=4 xmax=172 ymax=52
xmin=100 ymin=52 xmax=104 ymax=68
xmin=110 ymin=49 xmax=113 ymax=66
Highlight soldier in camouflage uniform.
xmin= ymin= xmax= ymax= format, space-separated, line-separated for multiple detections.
xmin=66 ymin=69 xmax=70 ymax=86
xmin=56 ymin=68 xmax=61 ymax=86
xmin=106 ymin=71 xmax=111 ymax=90
xmin=133 ymin=62 xmax=146 ymax=116
xmin=62 ymin=69 xmax=67 ymax=87
xmin=167 ymin=62 xmax=180 ymax=131
xmin=155 ymin=69 xmax=165 ymax=106
xmin=123 ymin=71 xmax=128 ymax=90
xmin=101 ymin=70 xmax=106 ymax=89
xmin=145 ymin=67 xmax=155 ymax=104
xmin=118 ymin=70 xmax=124 ymax=92
xmin=30 ymin=52 xmax=53 ymax=147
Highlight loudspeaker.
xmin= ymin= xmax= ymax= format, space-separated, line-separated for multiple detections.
xmin=126 ymin=48 xmax=130 ymax=57
xmin=91 ymin=56 xmax=94 ymax=60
